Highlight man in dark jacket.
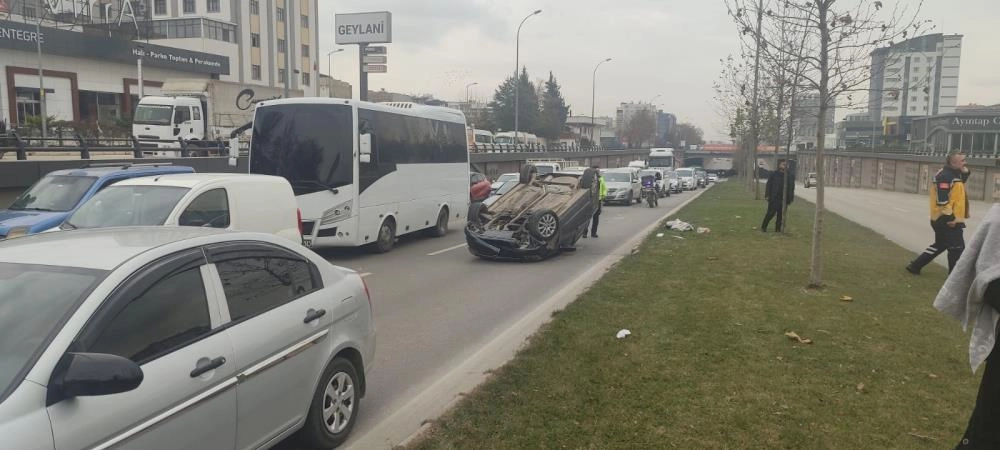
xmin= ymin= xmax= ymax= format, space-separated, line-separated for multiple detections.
xmin=761 ymin=161 xmax=795 ymax=232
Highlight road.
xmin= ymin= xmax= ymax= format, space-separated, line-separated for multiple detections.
xmin=275 ymin=187 xmax=712 ymax=449
xmin=795 ymin=185 xmax=993 ymax=267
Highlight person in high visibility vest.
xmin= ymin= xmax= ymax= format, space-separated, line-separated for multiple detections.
xmin=907 ymin=152 xmax=971 ymax=274
xmin=584 ymin=165 xmax=608 ymax=239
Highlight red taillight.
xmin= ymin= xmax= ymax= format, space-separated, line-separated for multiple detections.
xmin=297 ymin=208 xmax=303 ymax=235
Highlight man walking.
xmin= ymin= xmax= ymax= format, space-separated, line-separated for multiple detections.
xmin=761 ymin=160 xmax=794 ymax=232
xmin=907 ymin=152 xmax=971 ymax=274
xmin=585 ymin=166 xmax=607 ymax=238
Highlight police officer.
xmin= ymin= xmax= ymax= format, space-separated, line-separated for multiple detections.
xmin=907 ymin=152 xmax=971 ymax=274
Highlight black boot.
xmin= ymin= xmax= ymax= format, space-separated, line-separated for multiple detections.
xmin=948 ymin=249 xmax=964 ymax=274
xmin=907 ymin=252 xmax=937 ymax=275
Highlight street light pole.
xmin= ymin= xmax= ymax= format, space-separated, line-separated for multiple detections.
xmin=327 ymin=48 xmax=344 ymax=78
xmin=465 ymin=82 xmax=478 ymax=105
xmin=591 ymin=58 xmax=612 ymax=147
xmin=514 ymin=9 xmax=541 ymax=145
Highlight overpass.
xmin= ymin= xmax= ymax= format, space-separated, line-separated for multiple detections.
xmin=681 ymin=144 xmax=788 ymax=172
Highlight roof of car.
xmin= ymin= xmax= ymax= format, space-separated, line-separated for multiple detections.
xmin=0 ymin=227 xmax=228 ymax=270
xmin=110 ymin=173 xmax=283 ymax=189
xmin=46 ymin=164 xmax=194 ymax=179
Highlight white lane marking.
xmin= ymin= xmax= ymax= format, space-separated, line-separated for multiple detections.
xmin=360 ymin=272 xmax=373 ymax=278
xmin=893 ymin=207 xmax=909 ymax=213
xmin=427 ymin=243 xmax=468 ymax=256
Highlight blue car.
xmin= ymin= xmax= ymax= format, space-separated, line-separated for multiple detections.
xmin=0 ymin=163 xmax=195 ymax=239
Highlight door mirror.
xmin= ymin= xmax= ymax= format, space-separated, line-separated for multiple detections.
xmin=359 ymin=133 xmax=372 ymax=164
xmin=54 ymin=352 xmax=144 ymax=398
xmin=173 ymin=127 xmax=181 ymax=136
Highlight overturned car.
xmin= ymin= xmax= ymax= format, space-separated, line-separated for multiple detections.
xmin=466 ymin=165 xmax=599 ymax=261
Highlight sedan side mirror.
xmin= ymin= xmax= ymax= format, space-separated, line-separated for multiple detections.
xmin=51 ymin=352 xmax=143 ymax=399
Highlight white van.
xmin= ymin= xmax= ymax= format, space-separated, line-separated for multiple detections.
xmin=60 ymin=173 xmax=302 ymax=243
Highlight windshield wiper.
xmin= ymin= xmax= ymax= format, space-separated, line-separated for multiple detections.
xmin=292 ymin=180 xmax=340 ymax=194
xmin=61 ymin=221 xmax=77 ymax=230
xmin=13 ymin=207 xmax=56 ymax=212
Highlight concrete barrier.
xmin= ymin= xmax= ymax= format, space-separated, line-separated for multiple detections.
xmin=797 ymin=150 xmax=1000 ymax=202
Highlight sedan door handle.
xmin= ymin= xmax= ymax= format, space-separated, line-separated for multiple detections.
xmin=190 ymin=356 xmax=227 ymax=378
xmin=303 ymin=308 xmax=327 ymax=324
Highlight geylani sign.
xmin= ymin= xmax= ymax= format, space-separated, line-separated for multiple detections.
xmin=335 ymin=12 xmax=392 ymax=44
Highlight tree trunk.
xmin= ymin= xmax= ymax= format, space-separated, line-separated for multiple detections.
xmin=808 ymin=0 xmax=831 ymax=288
xmin=773 ymin=79 xmax=786 ymax=232
xmin=750 ymin=0 xmax=764 ymax=200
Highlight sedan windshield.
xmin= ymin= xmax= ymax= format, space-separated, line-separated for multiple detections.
xmin=65 ymin=185 xmax=189 ymax=229
xmin=9 ymin=175 xmax=96 ymax=213
xmin=676 ymin=169 xmax=694 ymax=177
xmin=603 ymin=172 xmax=632 ymax=182
xmin=0 ymin=263 xmax=106 ymax=403
xmin=133 ymin=104 xmax=175 ymax=126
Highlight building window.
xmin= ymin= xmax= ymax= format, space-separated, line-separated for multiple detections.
xmin=277 ymin=39 xmax=286 ymax=53
xmin=302 ymin=44 xmax=309 ymax=57
xmin=276 ymin=7 xmax=286 ymax=21
xmin=910 ymin=106 xmax=917 ymax=112
xmin=303 ymin=73 xmax=310 ymax=86
xmin=278 ymin=69 xmax=287 ymax=83
xmin=251 ymin=65 xmax=262 ymax=80
xmin=204 ymin=19 xmax=237 ymax=43
xmin=250 ymin=33 xmax=260 ymax=47
xmin=169 ymin=19 xmax=203 ymax=38
xmin=183 ymin=0 xmax=195 ymax=13
xmin=21 ymin=4 xmax=36 ymax=18
xmin=927 ymin=56 xmax=934 ymax=63
xmin=249 ymin=0 xmax=259 ymax=14
xmin=911 ymin=96 xmax=917 ymax=101
xmin=154 ymin=0 xmax=167 ymax=15
xmin=207 ymin=0 xmax=220 ymax=13
xmin=301 ymin=14 xmax=309 ymax=28
xmin=14 ymin=88 xmax=41 ymax=125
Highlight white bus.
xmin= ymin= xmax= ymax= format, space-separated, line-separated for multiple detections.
xmin=494 ymin=131 xmax=539 ymax=146
xmin=648 ymin=148 xmax=675 ymax=171
xmin=247 ymin=98 xmax=469 ymax=252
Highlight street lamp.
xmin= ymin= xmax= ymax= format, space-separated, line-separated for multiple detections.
xmin=591 ymin=58 xmax=612 ymax=145
xmin=327 ymin=48 xmax=344 ymax=78
xmin=465 ymin=82 xmax=478 ymax=105
xmin=514 ymin=9 xmax=542 ymax=144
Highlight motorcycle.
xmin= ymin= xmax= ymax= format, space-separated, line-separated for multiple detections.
xmin=641 ymin=176 xmax=658 ymax=208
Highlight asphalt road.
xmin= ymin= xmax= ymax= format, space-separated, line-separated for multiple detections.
xmin=795 ymin=185 xmax=992 ymax=268
xmin=274 ymin=186 xmax=712 ymax=449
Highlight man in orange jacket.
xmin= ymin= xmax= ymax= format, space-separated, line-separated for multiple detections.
xmin=907 ymin=153 xmax=971 ymax=274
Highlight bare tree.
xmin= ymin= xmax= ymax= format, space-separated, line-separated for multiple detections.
xmin=622 ymin=110 xmax=656 ymax=148
xmin=727 ymin=0 xmax=929 ymax=287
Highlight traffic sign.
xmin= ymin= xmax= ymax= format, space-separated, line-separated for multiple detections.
xmin=363 ymin=64 xmax=388 ymax=73
xmin=364 ymin=46 xmax=387 ymax=55
xmin=363 ymin=55 xmax=387 ymax=64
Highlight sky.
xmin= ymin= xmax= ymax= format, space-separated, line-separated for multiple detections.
xmin=317 ymin=0 xmax=1000 ymax=141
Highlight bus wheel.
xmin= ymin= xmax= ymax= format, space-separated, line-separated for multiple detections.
xmin=424 ymin=207 xmax=449 ymax=237
xmin=373 ymin=218 xmax=396 ymax=253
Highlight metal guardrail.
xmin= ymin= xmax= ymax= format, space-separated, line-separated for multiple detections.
xmin=0 ymin=131 xmax=228 ymax=160
xmin=836 ymin=145 xmax=1000 ymax=159
xmin=471 ymin=143 xmax=621 ymax=153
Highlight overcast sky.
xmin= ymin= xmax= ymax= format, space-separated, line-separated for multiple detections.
xmin=318 ymin=0 xmax=1000 ymax=141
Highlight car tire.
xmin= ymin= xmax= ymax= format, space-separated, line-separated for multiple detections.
xmin=295 ymin=357 xmax=361 ymax=449
xmin=527 ymin=209 xmax=559 ymax=241
xmin=519 ymin=165 xmax=537 ymax=184
xmin=373 ymin=218 xmax=395 ymax=253
xmin=425 ymin=207 xmax=449 ymax=237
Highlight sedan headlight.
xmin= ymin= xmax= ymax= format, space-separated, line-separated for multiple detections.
xmin=5 ymin=226 xmax=30 ymax=239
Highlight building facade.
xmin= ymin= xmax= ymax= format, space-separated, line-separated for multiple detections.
xmin=835 ymin=112 xmax=880 ymax=150
xmin=1 ymin=1 xmax=230 ymax=127
xmin=655 ymin=111 xmax=676 ymax=146
xmin=868 ymin=34 xmax=963 ymax=139
xmin=912 ymin=113 xmax=1000 ymax=155
xmin=791 ymin=92 xmax=836 ymax=148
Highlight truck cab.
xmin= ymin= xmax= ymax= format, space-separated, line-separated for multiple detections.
xmin=133 ymin=96 xmax=206 ymax=148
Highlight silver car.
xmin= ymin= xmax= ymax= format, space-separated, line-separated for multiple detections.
xmin=0 ymin=227 xmax=375 ymax=449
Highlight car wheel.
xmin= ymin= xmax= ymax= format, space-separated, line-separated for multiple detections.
xmin=527 ymin=210 xmax=559 ymax=241
xmin=373 ymin=218 xmax=395 ymax=253
xmin=295 ymin=357 xmax=361 ymax=449
xmin=519 ymin=164 xmax=537 ymax=184
xmin=425 ymin=207 xmax=449 ymax=237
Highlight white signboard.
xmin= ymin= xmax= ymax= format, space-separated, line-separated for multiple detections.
xmin=363 ymin=55 xmax=387 ymax=64
xmin=363 ymin=64 xmax=388 ymax=73
xmin=335 ymin=12 xmax=392 ymax=44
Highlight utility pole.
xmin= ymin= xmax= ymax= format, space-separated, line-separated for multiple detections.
xmin=513 ymin=10 xmax=541 ymax=144
xmin=35 ymin=21 xmax=48 ymax=140
xmin=591 ymin=58 xmax=612 ymax=147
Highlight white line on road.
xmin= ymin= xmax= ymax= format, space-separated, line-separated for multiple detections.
xmin=360 ymin=272 xmax=373 ymax=278
xmin=427 ymin=243 xmax=468 ymax=256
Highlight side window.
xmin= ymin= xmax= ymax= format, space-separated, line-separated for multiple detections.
xmin=215 ymin=254 xmax=319 ymax=322
xmin=179 ymin=188 xmax=230 ymax=228
xmin=88 ymin=267 xmax=211 ymax=364
xmin=192 ymin=107 xmax=202 ymax=121
xmin=175 ymin=107 xmax=191 ymax=124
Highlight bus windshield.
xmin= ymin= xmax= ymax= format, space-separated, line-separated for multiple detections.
xmin=648 ymin=156 xmax=673 ymax=168
xmin=250 ymin=104 xmax=354 ymax=196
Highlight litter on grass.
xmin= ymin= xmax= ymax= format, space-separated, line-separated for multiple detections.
xmin=616 ymin=329 xmax=631 ymax=339
xmin=784 ymin=331 xmax=813 ymax=345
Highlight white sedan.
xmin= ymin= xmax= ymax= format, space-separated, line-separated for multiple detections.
xmin=0 ymin=227 xmax=375 ymax=449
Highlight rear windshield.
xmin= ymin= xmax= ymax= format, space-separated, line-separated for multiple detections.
xmin=676 ymin=169 xmax=694 ymax=177
xmin=603 ymin=172 xmax=632 ymax=182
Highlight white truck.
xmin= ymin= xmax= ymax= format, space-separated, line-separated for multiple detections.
xmin=526 ymin=158 xmax=578 ymax=176
xmin=132 ymin=79 xmax=302 ymax=156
